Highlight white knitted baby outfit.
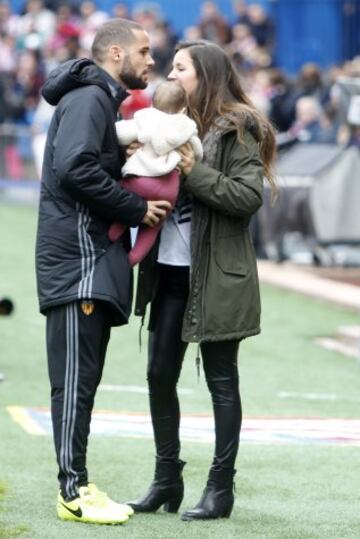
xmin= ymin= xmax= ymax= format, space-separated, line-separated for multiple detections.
xmin=116 ymin=107 xmax=203 ymax=177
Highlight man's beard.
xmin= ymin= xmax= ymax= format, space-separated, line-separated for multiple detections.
xmin=120 ymin=55 xmax=147 ymax=90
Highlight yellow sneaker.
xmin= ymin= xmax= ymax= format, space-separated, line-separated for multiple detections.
xmin=57 ymin=486 xmax=129 ymax=525
xmin=87 ymin=483 xmax=134 ymax=517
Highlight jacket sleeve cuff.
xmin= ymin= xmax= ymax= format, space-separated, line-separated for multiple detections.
xmin=182 ymin=162 xmax=207 ymax=188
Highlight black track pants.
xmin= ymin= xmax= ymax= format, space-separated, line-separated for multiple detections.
xmin=147 ymin=265 xmax=242 ymax=469
xmin=46 ymin=301 xmax=112 ymax=500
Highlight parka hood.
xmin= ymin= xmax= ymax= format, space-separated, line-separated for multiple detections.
xmin=41 ymin=58 xmax=111 ymax=106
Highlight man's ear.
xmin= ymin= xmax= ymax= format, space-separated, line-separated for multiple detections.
xmin=109 ymin=45 xmax=125 ymax=64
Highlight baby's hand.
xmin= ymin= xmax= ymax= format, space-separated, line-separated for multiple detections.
xmin=126 ymin=141 xmax=142 ymax=159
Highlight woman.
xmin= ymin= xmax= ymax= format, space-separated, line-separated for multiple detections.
xmin=127 ymin=40 xmax=277 ymax=521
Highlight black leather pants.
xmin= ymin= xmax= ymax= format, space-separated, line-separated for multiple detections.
xmin=147 ymin=264 xmax=242 ymax=470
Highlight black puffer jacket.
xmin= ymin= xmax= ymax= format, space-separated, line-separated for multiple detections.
xmin=35 ymin=58 xmax=147 ymax=325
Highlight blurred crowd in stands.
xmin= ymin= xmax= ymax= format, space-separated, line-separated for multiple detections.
xmin=0 ymin=0 xmax=359 ymax=270
xmin=0 ymin=0 xmax=360 ymax=182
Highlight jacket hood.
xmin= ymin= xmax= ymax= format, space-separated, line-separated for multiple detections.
xmin=41 ymin=58 xmax=111 ymax=106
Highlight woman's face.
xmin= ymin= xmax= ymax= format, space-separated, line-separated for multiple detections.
xmin=168 ymin=49 xmax=198 ymax=96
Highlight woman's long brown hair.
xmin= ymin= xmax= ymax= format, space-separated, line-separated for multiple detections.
xmin=175 ymin=40 xmax=277 ymax=198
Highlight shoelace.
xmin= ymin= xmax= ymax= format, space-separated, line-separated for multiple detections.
xmin=82 ymin=489 xmax=108 ymax=508
xmin=92 ymin=488 xmax=108 ymax=500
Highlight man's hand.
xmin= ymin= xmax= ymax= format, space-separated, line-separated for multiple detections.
xmin=142 ymin=200 xmax=172 ymax=227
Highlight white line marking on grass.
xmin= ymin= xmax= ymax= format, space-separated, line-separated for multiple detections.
xmin=315 ymin=338 xmax=359 ymax=358
xmin=8 ymin=407 xmax=360 ymax=445
xmin=98 ymin=384 xmax=193 ymax=395
xmin=337 ymin=326 xmax=360 ymax=339
xmin=278 ymin=391 xmax=360 ymax=403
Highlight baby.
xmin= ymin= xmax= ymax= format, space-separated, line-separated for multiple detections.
xmin=109 ymin=81 xmax=203 ymax=266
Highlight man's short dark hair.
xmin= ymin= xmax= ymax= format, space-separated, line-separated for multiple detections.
xmin=92 ymin=18 xmax=143 ymax=63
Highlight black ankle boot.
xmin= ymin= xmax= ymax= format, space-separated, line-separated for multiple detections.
xmin=127 ymin=460 xmax=186 ymax=513
xmin=181 ymin=468 xmax=236 ymax=521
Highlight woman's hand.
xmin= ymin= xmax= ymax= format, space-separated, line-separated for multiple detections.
xmin=177 ymin=142 xmax=195 ymax=176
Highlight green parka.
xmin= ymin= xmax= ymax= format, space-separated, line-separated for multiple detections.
xmin=135 ymin=127 xmax=264 ymax=343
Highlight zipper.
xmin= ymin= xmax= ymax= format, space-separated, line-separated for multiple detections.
xmin=195 ymin=344 xmax=201 ymax=382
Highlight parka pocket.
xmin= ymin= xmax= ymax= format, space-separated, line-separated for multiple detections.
xmin=214 ymin=235 xmax=248 ymax=276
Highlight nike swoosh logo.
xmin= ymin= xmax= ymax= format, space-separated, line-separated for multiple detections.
xmin=61 ymin=502 xmax=82 ymax=518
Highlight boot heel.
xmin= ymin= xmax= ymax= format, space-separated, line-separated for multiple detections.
xmin=223 ymin=506 xmax=233 ymax=518
xmin=163 ymin=495 xmax=183 ymax=513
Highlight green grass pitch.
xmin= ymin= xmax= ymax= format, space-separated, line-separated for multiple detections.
xmin=1 ymin=203 xmax=360 ymax=538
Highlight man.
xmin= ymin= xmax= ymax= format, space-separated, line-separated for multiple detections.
xmin=35 ymin=18 xmax=170 ymax=525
